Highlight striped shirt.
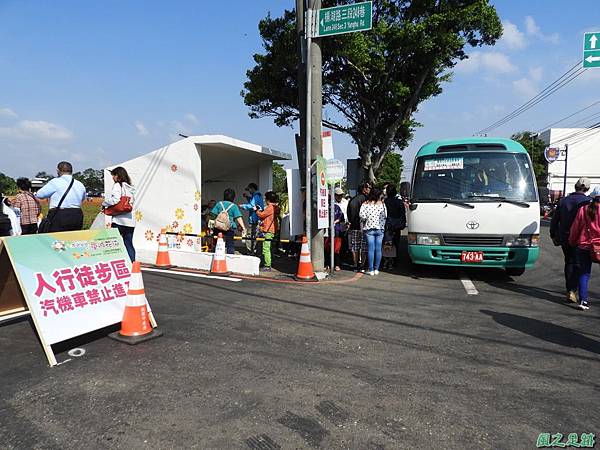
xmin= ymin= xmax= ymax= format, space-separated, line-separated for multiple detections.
xmin=12 ymin=191 xmax=41 ymax=225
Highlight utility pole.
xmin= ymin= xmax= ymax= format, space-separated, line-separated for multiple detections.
xmin=306 ymin=0 xmax=325 ymax=272
xmin=295 ymin=0 xmax=306 ymax=180
xmin=563 ymin=144 xmax=569 ymax=197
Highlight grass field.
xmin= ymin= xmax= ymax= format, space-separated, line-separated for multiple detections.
xmin=38 ymin=197 xmax=103 ymax=230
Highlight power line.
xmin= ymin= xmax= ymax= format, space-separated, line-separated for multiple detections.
xmin=564 ymin=109 xmax=600 ymax=129
xmin=535 ymin=99 xmax=600 ymax=134
xmin=547 ymin=121 xmax=600 ymax=147
xmin=476 ymin=61 xmax=585 ymax=135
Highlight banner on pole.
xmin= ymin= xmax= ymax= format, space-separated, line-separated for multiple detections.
xmin=316 ymin=156 xmax=329 ymax=229
xmin=0 ymin=229 xmax=149 ymax=366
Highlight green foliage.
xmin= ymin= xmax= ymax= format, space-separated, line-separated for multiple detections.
xmin=73 ymin=168 xmax=104 ymax=192
xmin=0 ymin=173 xmax=18 ymax=195
xmin=35 ymin=171 xmax=54 ymax=180
xmin=376 ymin=152 xmax=403 ymax=189
xmin=511 ymin=131 xmax=548 ymax=186
xmin=272 ymin=162 xmax=287 ymax=194
xmin=243 ymin=0 xmax=502 ymax=182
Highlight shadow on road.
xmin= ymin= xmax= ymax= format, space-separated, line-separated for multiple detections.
xmin=481 ymin=309 xmax=600 ymax=355
xmin=482 ymin=280 xmax=566 ymax=306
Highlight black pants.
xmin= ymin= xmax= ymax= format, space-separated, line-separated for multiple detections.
xmin=21 ymin=223 xmax=38 ymax=235
xmin=112 ymin=223 xmax=136 ymax=262
xmin=47 ymin=208 xmax=84 ymax=232
xmin=561 ymin=244 xmax=579 ymax=292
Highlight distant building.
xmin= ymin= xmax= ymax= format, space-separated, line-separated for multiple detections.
xmin=30 ymin=177 xmax=49 ymax=192
xmin=539 ymin=128 xmax=600 ymax=198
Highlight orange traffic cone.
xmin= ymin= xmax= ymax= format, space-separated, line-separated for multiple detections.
xmin=210 ymin=233 xmax=231 ymax=276
xmin=109 ymin=262 xmax=162 ymax=344
xmin=154 ymin=228 xmax=173 ymax=268
xmin=294 ymin=236 xmax=317 ymax=281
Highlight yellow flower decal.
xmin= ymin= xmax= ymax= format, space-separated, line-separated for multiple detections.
xmin=183 ymin=223 xmax=193 ymax=234
xmin=135 ymin=210 xmax=143 ymax=222
xmin=165 ymin=224 xmax=173 ymax=233
xmin=194 ymin=190 xmax=201 ymax=201
xmin=175 ymin=208 xmax=185 ymax=220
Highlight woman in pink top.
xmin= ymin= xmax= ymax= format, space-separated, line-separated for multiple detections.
xmin=568 ymin=187 xmax=600 ymax=310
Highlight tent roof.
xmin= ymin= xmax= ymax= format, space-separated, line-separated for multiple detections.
xmin=185 ymin=135 xmax=291 ymax=161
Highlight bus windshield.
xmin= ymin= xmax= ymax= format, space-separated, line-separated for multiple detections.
xmin=412 ymin=152 xmax=537 ymax=203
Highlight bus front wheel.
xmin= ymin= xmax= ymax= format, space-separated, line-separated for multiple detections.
xmin=506 ymin=267 xmax=526 ymax=277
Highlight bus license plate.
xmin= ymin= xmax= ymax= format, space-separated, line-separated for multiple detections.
xmin=461 ymin=251 xmax=483 ymax=263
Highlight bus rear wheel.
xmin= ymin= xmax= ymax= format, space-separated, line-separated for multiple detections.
xmin=506 ymin=267 xmax=525 ymax=277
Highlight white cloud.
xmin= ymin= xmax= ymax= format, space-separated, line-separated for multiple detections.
xmin=184 ymin=113 xmax=199 ymax=125
xmin=0 ymin=120 xmax=73 ymax=140
xmin=529 ymin=66 xmax=543 ymax=82
xmin=455 ymin=51 xmax=518 ymax=74
xmin=513 ymin=77 xmax=538 ymax=98
xmin=524 ymin=16 xmax=559 ymax=44
xmin=500 ymin=20 xmax=526 ymax=49
xmin=0 ymin=107 xmax=17 ymax=118
xmin=134 ymin=120 xmax=149 ymax=136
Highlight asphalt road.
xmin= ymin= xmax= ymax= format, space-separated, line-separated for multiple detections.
xmin=1 ymin=225 xmax=599 ymax=449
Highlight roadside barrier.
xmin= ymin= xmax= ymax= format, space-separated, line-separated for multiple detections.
xmin=155 ymin=228 xmax=173 ymax=268
xmin=210 ymin=233 xmax=231 ymax=276
xmin=109 ymin=261 xmax=163 ymax=345
xmin=165 ymin=231 xmax=301 ymax=244
xmin=294 ymin=236 xmax=317 ymax=282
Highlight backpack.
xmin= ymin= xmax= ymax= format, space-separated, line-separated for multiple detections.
xmin=214 ymin=201 xmax=233 ymax=231
xmin=0 ymin=203 xmax=12 ymax=237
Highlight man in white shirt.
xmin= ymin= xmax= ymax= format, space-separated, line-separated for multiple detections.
xmin=36 ymin=161 xmax=87 ymax=232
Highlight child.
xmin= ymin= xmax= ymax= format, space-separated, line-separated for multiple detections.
xmin=382 ymin=228 xmax=397 ymax=270
xmin=256 ymin=191 xmax=280 ymax=271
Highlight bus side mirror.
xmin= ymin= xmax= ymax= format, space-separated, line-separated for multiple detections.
xmin=409 ymin=202 xmax=418 ymax=211
xmin=400 ymin=181 xmax=411 ymax=198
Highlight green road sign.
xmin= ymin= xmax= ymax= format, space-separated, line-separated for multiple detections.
xmin=316 ymin=1 xmax=372 ymax=37
xmin=583 ymin=32 xmax=600 ymax=68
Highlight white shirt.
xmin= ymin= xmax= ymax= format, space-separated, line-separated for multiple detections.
xmin=359 ymin=201 xmax=387 ymax=231
xmin=335 ymin=198 xmax=348 ymax=221
xmin=36 ymin=175 xmax=87 ymax=208
xmin=103 ymin=182 xmax=136 ymax=227
xmin=2 ymin=202 xmax=21 ymax=235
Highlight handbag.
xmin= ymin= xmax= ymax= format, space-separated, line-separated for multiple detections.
xmin=38 ymin=177 xmax=75 ymax=233
xmin=104 ymin=184 xmax=133 ymax=216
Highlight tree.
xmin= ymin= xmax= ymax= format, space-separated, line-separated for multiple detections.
xmin=0 ymin=173 xmax=18 ymax=195
xmin=272 ymin=162 xmax=287 ymax=194
xmin=376 ymin=152 xmax=403 ymax=189
xmin=73 ymin=168 xmax=103 ymax=192
xmin=511 ymin=131 xmax=548 ymax=186
xmin=243 ymin=1 xmax=502 ymax=182
xmin=35 ymin=171 xmax=54 ymax=180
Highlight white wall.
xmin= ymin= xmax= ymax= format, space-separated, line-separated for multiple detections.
xmin=541 ymin=128 xmax=600 ymax=194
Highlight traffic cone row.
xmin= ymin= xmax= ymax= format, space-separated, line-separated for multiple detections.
xmin=294 ymin=236 xmax=317 ymax=282
xmin=109 ymin=261 xmax=163 ymax=345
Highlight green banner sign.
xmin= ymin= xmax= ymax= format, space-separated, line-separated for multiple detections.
xmin=316 ymin=1 xmax=372 ymax=37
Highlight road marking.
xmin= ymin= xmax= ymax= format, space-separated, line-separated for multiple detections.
xmin=459 ymin=272 xmax=479 ymax=295
xmin=142 ymin=267 xmax=242 ymax=282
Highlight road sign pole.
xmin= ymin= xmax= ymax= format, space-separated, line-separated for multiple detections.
xmin=563 ymin=144 xmax=569 ymax=197
xmin=330 ymin=182 xmax=335 ymax=277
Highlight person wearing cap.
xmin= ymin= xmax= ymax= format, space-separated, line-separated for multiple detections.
xmin=239 ymin=182 xmax=264 ymax=255
xmin=568 ymin=186 xmax=600 ymax=310
xmin=334 ymin=187 xmax=348 ymax=220
xmin=550 ymin=177 xmax=592 ymax=303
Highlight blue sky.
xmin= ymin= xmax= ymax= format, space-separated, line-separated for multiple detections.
xmin=1 ymin=0 xmax=599 ymax=178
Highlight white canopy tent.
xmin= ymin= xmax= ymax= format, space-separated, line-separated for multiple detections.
xmin=104 ymin=135 xmax=291 ymax=274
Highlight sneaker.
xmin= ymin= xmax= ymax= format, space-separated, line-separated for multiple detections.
xmin=261 ymin=266 xmax=272 ymax=272
xmin=577 ymin=302 xmax=589 ymax=310
xmin=566 ymin=291 xmax=578 ymax=303
xmin=369 ymin=271 xmax=375 ymax=276
xmin=374 ymin=270 xmax=380 ymax=275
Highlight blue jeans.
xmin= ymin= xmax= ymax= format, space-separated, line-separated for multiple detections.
xmin=364 ymin=229 xmax=384 ymax=272
xmin=576 ymin=247 xmax=592 ymax=303
xmin=112 ymin=224 xmax=136 ymax=262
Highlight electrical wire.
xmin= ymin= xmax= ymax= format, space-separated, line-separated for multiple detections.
xmin=535 ymin=99 xmax=600 ymax=133
xmin=476 ymin=61 xmax=585 ymax=135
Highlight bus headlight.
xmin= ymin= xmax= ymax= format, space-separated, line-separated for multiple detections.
xmin=416 ymin=234 xmax=441 ymax=246
xmin=505 ymin=235 xmax=538 ymax=247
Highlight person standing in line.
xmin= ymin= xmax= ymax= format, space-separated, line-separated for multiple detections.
xmin=103 ymin=167 xmax=136 ymax=262
xmin=384 ymin=184 xmax=406 ymax=267
xmin=347 ymin=182 xmax=371 ymax=272
xmin=550 ymin=178 xmax=591 ymax=303
xmin=240 ymin=183 xmax=264 ymax=255
xmin=359 ymin=187 xmax=387 ymax=276
xmin=0 ymin=194 xmax=17 ymax=236
xmin=568 ymin=186 xmax=600 ymax=310
xmin=36 ymin=161 xmax=86 ymax=232
xmin=211 ymin=188 xmax=246 ymax=255
xmin=256 ymin=191 xmax=280 ymax=271
xmin=334 ymin=187 xmax=350 ymax=265
xmin=12 ymin=178 xmax=41 ymax=234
